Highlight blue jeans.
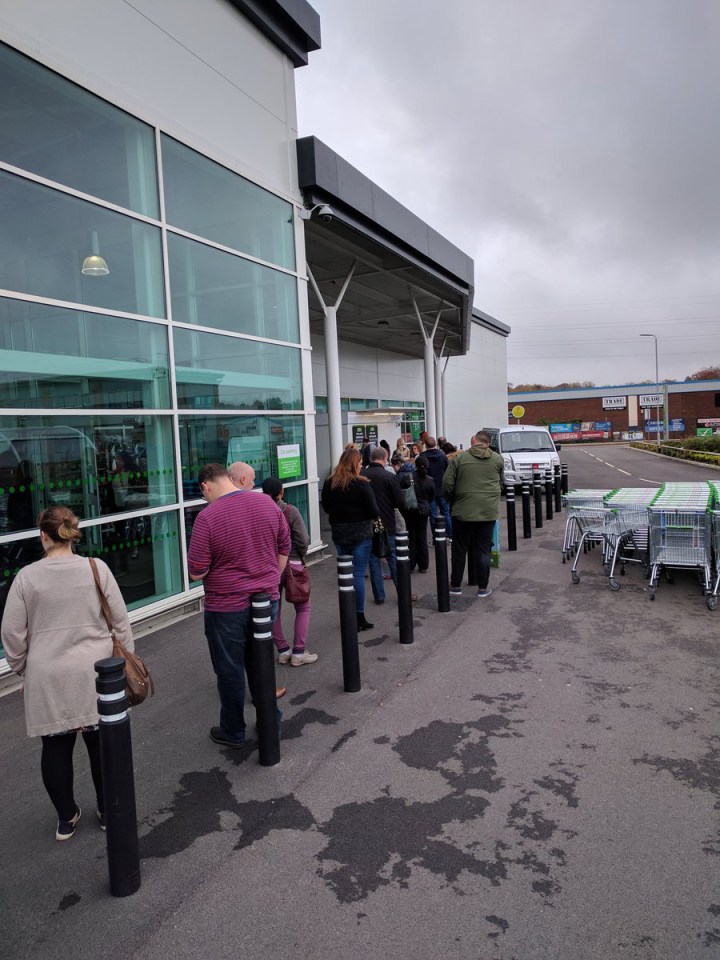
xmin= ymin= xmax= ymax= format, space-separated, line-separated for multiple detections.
xmin=431 ymin=495 xmax=453 ymax=538
xmin=333 ymin=538 xmax=372 ymax=613
xmin=369 ymin=533 xmax=397 ymax=602
xmin=204 ymin=600 xmax=278 ymax=741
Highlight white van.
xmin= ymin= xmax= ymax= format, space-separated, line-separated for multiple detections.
xmin=484 ymin=425 xmax=561 ymax=485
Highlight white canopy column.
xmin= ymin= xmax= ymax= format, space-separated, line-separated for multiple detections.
xmin=434 ymin=336 xmax=447 ymax=439
xmin=412 ymin=297 xmax=440 ymax=437
xmin=308 ymin=261 xmax=356 ymax=467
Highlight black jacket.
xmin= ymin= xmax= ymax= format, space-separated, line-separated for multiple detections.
xmin=361 ymin=463 xmax=404 ymax=533
xmin=321 ymin=477 xmax=378 ymax=526
xmin=420 ymin=448 xmax=449 ymax=495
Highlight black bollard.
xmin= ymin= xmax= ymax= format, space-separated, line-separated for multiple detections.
xmin=506 ymin=483 xmax=518 ymax=551
xmin=251 ymin=592 xmax=280 ymax=767
xmin=395 ymin=531 xmax=414 ymax=644
xmin=337 ymin=554 xmax=361 ymax=692
xmin=533 ymin=470 xmax=544 ymax=529
xmin=561 ymin=462 xmax=569 ymax=495
xmin=522 ymin=480 xmax=532 ymax=539
xmin=554 ymin=464 xmax=562 ymax=513
xmin=95 ymin=657 xmax=141 ymax=898
xmin=545 ymin=467 xmax=554 ymax=520
xmin=434 ymin=522 xmax=450 ymax=612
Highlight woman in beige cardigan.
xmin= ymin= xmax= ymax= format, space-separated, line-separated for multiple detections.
xmin=1 ymin=506 xmax=133 ymax=841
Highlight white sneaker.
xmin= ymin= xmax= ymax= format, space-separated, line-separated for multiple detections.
xmin=291 ymin=651 xmax=319 ymax=667
xmin=278 ymin=650 xmax=292 ymax=665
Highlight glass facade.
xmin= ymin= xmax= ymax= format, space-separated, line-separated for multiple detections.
xmin=0 ymin=42 xmax=309 ymax=662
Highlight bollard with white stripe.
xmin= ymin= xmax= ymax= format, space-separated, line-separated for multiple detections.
xmin=522 ymin=480 xmax=532 ymax=539
xmin=434 ymin=522 xmax=450 ymax=612
xmin=95 ymin=656 xmax=141 ymax=897
xmin=561 ymin=462 xmax=569 ymax=495
xmin=533 ymin=470 xmax=544 ymax=529
xmin=506 ymin=483 xmax=518 ymax=551
xmin=554 ymin=464 xmax=562 ymax=513
xmin=337 ymin=555 xmax=361 ymax=692
xmin=544 ymin=467 xmax=554 ymax=521
xmin=395 ymin=531 xmax=414 ymax=644
xmin=251 ymin=591 xmax=280 ymax=766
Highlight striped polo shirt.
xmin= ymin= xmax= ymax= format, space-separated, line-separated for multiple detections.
xmin=187 ymin=490 xmax=291 ymax=612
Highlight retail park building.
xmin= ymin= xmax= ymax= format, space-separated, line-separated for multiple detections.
xmin=508 ymin=381 xmax=720 ymax=441
xmin=0 ymin=0 xmax=510 ymax=671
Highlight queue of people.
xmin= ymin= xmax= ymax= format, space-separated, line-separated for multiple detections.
xmin=0 ymin=429 xmax=502 ymax=844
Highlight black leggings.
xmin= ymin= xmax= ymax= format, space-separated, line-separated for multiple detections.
xmin=40 ymin=729 xmax=103 ymax=822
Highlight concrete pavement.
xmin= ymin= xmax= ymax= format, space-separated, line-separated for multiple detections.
xmin=2 ymin=445 xmax=719 ymax=960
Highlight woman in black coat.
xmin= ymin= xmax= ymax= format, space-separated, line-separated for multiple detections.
xmin=394 ymin=454 xmax=435 ymax=572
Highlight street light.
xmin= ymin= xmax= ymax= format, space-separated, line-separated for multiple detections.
xmin=640 ymin=333 xmax=660 ymax=450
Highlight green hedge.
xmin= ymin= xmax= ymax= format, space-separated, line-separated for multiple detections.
xmin=630 ymin=441 xmax=720 ymax=466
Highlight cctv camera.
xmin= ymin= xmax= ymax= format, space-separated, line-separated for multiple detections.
xmin=317 ymin=204 xmax=333 ymax=223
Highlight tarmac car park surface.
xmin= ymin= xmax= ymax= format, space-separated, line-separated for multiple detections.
xmin=1 ymin=444 xmax=719 ymax=960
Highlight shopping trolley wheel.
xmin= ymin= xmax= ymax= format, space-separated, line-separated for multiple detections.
xmin=571 ymin=571 xmax=580 ymax=585
xmin=648 ymin=586 xmax=656 ymax=601
xmin=609 ymin=578 xmax=621 ymax=592
xmin=603 ymin=562 xmax=611 ymax=575
xmin=561 ymin=551 xmax=567 ymax=564
xmin=707 ymin=596 xmax=718 ymax=611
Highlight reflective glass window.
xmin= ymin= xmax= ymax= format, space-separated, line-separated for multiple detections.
xmin=168 ymin=233 xmax=299 ymax=342
xmin=0 ymin=508 xmax=182 ymax=627
xmin=161 ymin=135 xmax=295 ymax=270
xmin=283 ymin=484 xmax=309 ymax=532
xmin=0 ymin=171 xmax=164 ymax=317
xmin=183 ymin=503 xmax=206 ymax=590
xmin=315 ymin=396 xmax=328 ymax=413
xmin=78 ymin=510 xmax=182 ymax=611
xmin=173 ymin=328 xmax=303 ymax=411
xmin=179 ymin=414 xmax=305 ymax=489
xmin=0 ymin=414 xmax=177 ymax=534
xmin=0 ymin=298 xmax=170 ymax=409
xmin=0 ymin=43 xmax=158 ymax=217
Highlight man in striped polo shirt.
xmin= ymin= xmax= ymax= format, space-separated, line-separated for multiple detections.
xmin=188 ymin=463 xmax=290 ymax=748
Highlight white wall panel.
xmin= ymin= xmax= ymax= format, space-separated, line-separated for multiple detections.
xmin=0 ymin=0 xmax=300 ymax=200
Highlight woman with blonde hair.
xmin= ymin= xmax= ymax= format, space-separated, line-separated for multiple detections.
xmin=321 ymin=448 xmax=379 ymax=631
xmin=1 ymin=506 xmax=133 ymax=841
xmin=395 ymin=438 xmax=410 ymax=461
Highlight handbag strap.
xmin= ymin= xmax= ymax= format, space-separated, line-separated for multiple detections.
xmin=89 ymin=557 xmax=115 ymax=638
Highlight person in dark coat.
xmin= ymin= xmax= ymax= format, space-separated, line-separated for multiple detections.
xmin=421 ymin=436 xmax=452 ymax=538
xmin=321 ymin=447 xmax=379 ymax=631
xmin=394 ymin=453 xmax=434 ymax=572
xmin=362 ymin=446 xmax=404 ymax=605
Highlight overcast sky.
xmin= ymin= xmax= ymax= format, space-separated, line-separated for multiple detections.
xmin=296 ymin=0 xmax=720 ymax=388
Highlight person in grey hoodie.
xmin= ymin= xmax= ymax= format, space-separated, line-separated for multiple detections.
xmin=442 ymin=430 xmax=504 ymax=598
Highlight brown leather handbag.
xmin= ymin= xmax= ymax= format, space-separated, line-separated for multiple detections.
xmin=89 ymin=558 xmax=155 ymax=706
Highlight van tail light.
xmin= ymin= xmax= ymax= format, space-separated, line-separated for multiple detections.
xmin=532 ymin=463 xmax=539 ymax=470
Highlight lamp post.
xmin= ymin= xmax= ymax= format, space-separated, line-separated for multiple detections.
xmin=640 ymin=333 xmax=660 ymax=450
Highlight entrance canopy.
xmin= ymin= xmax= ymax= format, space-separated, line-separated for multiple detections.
xmin=297 ymin=137 xmax=475 ymax=360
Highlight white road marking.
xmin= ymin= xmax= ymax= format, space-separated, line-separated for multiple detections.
xmin=616 ymin=469 xmax=631 ymax=475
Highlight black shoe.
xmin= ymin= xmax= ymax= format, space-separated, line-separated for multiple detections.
xmin=56 ymin=805 xmax=81 ymax=841
xmin=210 ymin=726 xmax=246 ymax=748
xmin=357 ymin=614 xmax=374 ymax=631
xmin=373 ymin=598 xmax=385 ymax=605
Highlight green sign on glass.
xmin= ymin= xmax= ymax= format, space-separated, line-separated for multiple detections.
xmin=277 ymin=443 xmax=301 ymax=480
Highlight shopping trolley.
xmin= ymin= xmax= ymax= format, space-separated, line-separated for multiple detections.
xmin=647 ymin=507 xmax=713 ymax=602
xmin=561 ymin=490 xmax=614 ymax=563
xmin=708 ymin=510 xmax=720 ymax=611
xmin=569 ymin=504 xmax=637 ymax=590
xmin=602 ymin=490 xmax=655 ymax=587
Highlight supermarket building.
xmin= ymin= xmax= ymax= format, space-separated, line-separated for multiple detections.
xmin=507 ymin=380 xmax=720 ymax=441
xmin=0 ymin=1 xmax=509 ymax=671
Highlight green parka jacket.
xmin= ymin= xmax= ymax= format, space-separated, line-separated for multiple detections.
xmin=441 ymin=443 xmax=504 ymax=521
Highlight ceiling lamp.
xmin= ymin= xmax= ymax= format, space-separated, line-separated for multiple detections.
xmin=82 ymin=231 xmax=110 ymax=276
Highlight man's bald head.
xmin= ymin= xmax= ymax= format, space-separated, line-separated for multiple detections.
xmin=228 ymin=461 xmax=256 ymax=490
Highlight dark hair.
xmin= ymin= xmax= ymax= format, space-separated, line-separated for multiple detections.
xmin=390 ymin=453 xmax=403 ymax=466
xmin=415 ymin=456 xmax=429 ymax=478
xmin=198 ymin=463 xmax=229 ymax=485
xmin=38 ymin=506 xmax=81 ymax=543
xmin=261 ymin=476 xmax=283 ymax=501
xmin=441 ymin=442 xmax=456 ymax=454
xmin=474 ymin=431 xmax=491 ymax=445
xmin=379 ymin=439 xmax=391 ymax=453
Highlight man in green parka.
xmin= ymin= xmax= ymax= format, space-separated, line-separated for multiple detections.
xmin=442 ymin=430 xmax=504 ymax=598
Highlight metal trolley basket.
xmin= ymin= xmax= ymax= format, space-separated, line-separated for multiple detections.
xmin=647 ymin=507 xmax=713 ymax=603
xmin=569 ymin=503 xmax=646 ymax=591
xmin=708 ymin=511 xmax=720 ymax=611
xmin=561 ymin=490 xmax=614 ymax=563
